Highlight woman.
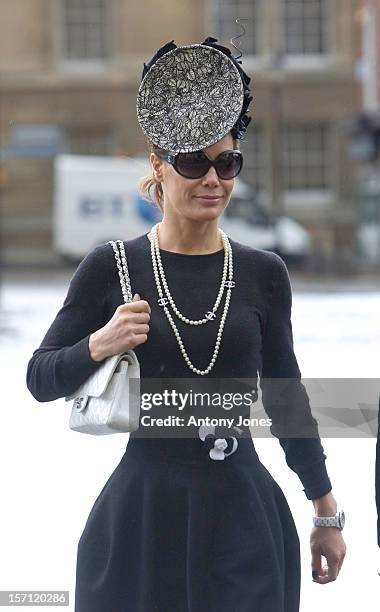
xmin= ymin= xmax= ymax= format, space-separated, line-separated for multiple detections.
xmin=26 ymin=38 xmax=346 ymax=611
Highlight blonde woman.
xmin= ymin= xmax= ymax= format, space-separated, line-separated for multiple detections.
xmin=27 ymin=38 xmax=346 ymax=612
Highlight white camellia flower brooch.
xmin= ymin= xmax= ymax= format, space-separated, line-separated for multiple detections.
xmin=198 ymin=424 xmax=240 ymax=460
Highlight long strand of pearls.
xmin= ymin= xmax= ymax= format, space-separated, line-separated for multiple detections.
xmin=150 ymin=223 xmax=235 ymax=375
xmin=151 ymin=222 xmax=229 ymax=325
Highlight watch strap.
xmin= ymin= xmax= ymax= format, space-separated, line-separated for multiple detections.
xmin=313 ymin=510 xmax=344 ymax=530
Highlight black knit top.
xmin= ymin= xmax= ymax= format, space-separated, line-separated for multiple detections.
xmin=26 ymin=233 xmax=332 ymax=501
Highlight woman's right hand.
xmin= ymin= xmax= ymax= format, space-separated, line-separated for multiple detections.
xmin=88 ymin=293 xmax=151 ymax=362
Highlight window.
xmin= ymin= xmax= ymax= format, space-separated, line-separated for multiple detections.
xmin=240 ymin=126 xmax=266 ymax=192
xmin=61 ymin=0 xmax=110 ymax=61
xmin=212 ymin=0 xmax=259 ymax=55
xmin=283 ymin=0 xmax=328 ymax=55
xmin=65 ymin=128 xmax=115 ymax=155
xmin=282 ymin=125 xmax=330 ymax=190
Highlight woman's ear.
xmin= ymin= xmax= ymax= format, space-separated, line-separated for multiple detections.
xmin=150 ymin=152 xmax=163 ymax=181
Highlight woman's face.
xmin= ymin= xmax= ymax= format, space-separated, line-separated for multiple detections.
xmin=150 ymin=133 xmax=237 ymax=223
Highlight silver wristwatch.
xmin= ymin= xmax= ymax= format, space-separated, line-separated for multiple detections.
xmin=313 ymin=510 xmax=345 ymax=530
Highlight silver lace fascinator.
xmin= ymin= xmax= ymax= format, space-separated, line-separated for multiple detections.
xmin=136 ymin=36 xmax=253 ymax=153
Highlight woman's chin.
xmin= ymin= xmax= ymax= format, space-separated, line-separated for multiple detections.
xmin=187 ymin=202 xmax=224 ymax=220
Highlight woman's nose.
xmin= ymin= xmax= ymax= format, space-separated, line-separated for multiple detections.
xmin=201 ymin=165 xmax=220 ymax=185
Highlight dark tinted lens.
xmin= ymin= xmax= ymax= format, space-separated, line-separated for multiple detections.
xmin=215 ymin=151 xmax=242 ymax=179
xmin=176 ymin=152 xmax=209 ymax=178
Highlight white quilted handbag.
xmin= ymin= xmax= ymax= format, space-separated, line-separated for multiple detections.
xmin=65 ymin=240 xmax=141 ymax=435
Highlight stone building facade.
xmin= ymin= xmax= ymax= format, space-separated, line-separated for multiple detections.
xmin=0 ymin=0 xmax=361 ymax=268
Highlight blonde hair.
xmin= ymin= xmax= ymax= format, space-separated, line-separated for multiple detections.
xmin=138 ymin=135 xmax=241 ymax=214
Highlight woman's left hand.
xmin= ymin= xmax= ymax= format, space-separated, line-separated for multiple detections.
xmin=310 ymin=526 xmax=347 ymax=583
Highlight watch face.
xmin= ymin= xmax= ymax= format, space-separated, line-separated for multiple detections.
xmin=338 ymin=510 xmax=345 ymax=529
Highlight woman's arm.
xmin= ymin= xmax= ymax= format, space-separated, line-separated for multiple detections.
xmin=26 ymin=244 xmax=111 ymax=402
xmin=259 ymin=253 xmax=347 ymax=584
xmin=259 ymin=253 xmax=332 ymax=501
xmin=312 ymin=490 xmax=337 ymax=515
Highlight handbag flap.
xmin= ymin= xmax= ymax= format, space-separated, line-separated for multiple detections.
xmin=65 ymin=350 xmax=139 ymax=401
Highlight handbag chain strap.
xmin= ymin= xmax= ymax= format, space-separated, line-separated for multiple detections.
xmin=107 ymin=240 xmax=133 ymax=304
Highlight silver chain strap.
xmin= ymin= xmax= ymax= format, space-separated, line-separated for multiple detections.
xmin=107 ymin=240 xmax=133 ymax=303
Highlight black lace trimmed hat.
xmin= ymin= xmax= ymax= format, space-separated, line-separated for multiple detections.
xmin=136 ymin=36 xmax=253 ymax=154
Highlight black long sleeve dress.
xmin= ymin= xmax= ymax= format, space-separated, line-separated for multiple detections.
xmin=26 ymin=233 xmax=332 ymax=612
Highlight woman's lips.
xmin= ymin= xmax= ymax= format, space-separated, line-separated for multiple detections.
xmin=194 ymin=195 xmax=222 ymax=200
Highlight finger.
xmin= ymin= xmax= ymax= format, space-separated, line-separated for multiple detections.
xmin=132 ymin=293 xmax=141 ymax=301
xmin=316 ymin=561 xmax=339 ymax=584
xmin=129 ymin=312 xmax=150 ymax=324
xmin=337 ymin=550 xmax=346 ymax=574
xmin=327 ymin=557 xmax=340 ymax=581
xmin=312 ymin=569 xmax=328 ymax=584
xmin=311 ymin=551 xmax=322 ymax=582
xmin=312 ymin=570 xmax=326 ymax=583
xmin=135 ymin=323 xmax=149 ymax=334
xmin=133 ymin=333 xmax=148 ymax=345
xmin=125 ymin=300 xmax=151 ymax=314
xmin=136 ymin=299 xmax=151 ymax=314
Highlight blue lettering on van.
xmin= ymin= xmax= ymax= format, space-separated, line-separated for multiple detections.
xmin=79 ymin=195 xmax=124 ymax=216
xmin=80 ymin=197 xmax=101 ymax=216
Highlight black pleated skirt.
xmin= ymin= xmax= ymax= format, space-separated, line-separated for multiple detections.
xmin=74 ymin=435 xmax=300 ymax=612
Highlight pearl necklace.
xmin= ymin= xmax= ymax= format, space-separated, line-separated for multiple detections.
xmin=151 ymin=222 xmax=229 ymax=325
xmin=150 ymin=222 xmax=235 ymax=376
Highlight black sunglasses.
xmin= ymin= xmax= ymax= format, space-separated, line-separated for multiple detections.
xmin=153 ymin=148 xmax=243 ymax=180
